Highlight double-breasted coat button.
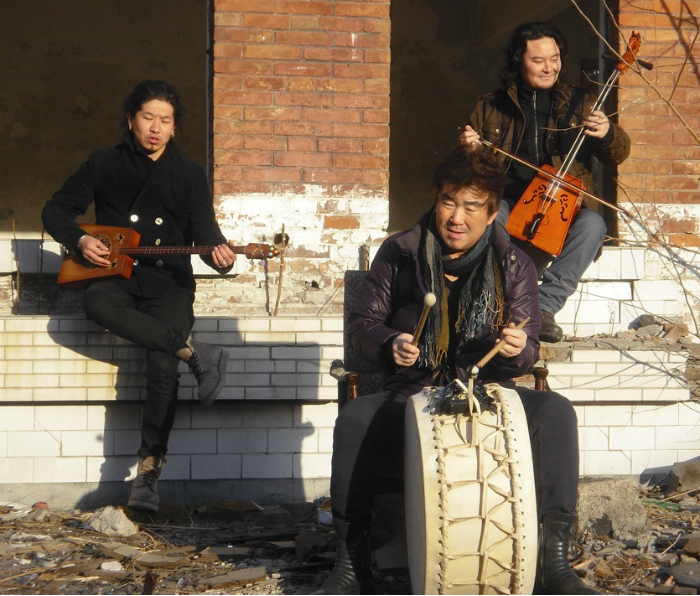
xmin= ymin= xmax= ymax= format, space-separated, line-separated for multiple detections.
xmin=156 ymin=260 xmax=164 ymax=267
xmin=155 ymin=217 xmax=163 ymax=225
xmin=133 ymin=260 xmax=139 ymax=266
xmin=130 ymin=214 xmax=139 ymax=222
xmin=155 ymin=239 xmax=161 ymax=245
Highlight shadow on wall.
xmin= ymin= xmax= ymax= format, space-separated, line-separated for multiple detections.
xmin=36 ymin=312 xmax=325 ymax=510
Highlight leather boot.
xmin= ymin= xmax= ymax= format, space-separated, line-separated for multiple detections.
xmin=128 ymin=456 xmax=163 ymax=513
xmin=177 ymin=338 xmax=230 ymax=406
xmin=537 ymin=512 xmax=599 ymax=595
xmin=313 ymin=520 xmax=375 ymax=595
xmin=539 ymin=309 xmax=564 ymax=343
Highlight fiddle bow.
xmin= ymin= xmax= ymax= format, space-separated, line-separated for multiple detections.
xmin=501 ymin=31 xmax=646 ymax=257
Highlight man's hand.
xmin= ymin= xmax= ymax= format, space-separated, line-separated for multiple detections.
xmin=78 ymin=235 xmax=111 ymax=267
xmin=458 ymin=125 xmax=482 ymax=152
xmin=494 ymin=322 xmax=526 ymax=359
xmin=212 ymin=242 xmax=237 ymax=269
xmin=392 ymin=333 xmax=420 ymax=367
xmin=583 ymin=110 xmax=611 ymax=139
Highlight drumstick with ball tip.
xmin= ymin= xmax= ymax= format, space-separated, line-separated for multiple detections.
xmin=469 ymin=317 xmax=531 ymax=377
xmin=410 ymin=292 xmax=437 ymax=346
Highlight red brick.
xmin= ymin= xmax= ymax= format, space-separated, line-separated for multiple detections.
xmin=213 ymin=74 xmax=243 ymax=90
xmin=244 ymin=137 xmax=287 ymax=151
xmin=244 ymin=45 xmax=303 ymax=60
xmin=318 ymin=139 xmax=362 ymax=152
xmin=217 ymin=91 xmax=273 ymax=106
xmin=333 ymin=63 xmax=390 ymax=79
xmin=364 ymin=18 xmax=391 ymax=34
xmin=277 ymin=30 xmax=333 ymax=46
xmin=333 ymin=123 xmax=389 ymax=139
xmin=214 ymin=43 xmax=244 ymax=58
xmin=284 ymin=78 xmax=314 ymax=92
xmin=214 ymin=12 xmax=244 ymax=26
xmin=647 ymin=176 xmax=698 ymax=190
xmin=318 ymin=16 xmax=364 ymax=32
xmin=364 ymin=49 xmax=391 ymax=63
xmin=364 ymin=79 xmax=390 ymax=95
xmin=244 ymin=13 xmax=291 ymax=28
xmin=214 ymin=60 xmax=272 ymax=75
xmin=334 ymin=94 xmax=389 ymax=109
xmin=215 ymin=151 xmax=273 ymax=166
xmin=291 ymin=15 xmax=321 ymax=29
xmin=668 ymin=234 xmax=700 ymax=247
xmin=245 ymin=107 xmax=303 ymax=121
xmin=304 ymin=47 xmax=362 ymax=62
xmin=288 ymin=137 xmax=318 ymax=152
xmin=272 ymin=93 xmax=332 ymax=108
xmin=216 ymin=136 xmax=244 ymax=151
xmin=334 ymin=32 xmax=389 ymax=49
xmin=216 ymin=0 xmax=274 ymax=12
xmin=305 ymin=108 xmax=360 ymax=123
xmin=334 ymin=2 xmax=390 ymax=18
xmin=273 ymin=62 xmax=332 ymax=77
xmin=303 ymin=169 xmax=363 ymax=184
xmin=362 ymin=140 xmax=389 ymax=154
xmin=362 ymin=109 xmax=389 ymax=124
xmin=324 ymin=215 xmax=360 ymax=229
xmin=275 ymin=152 xmax=331 ymax=168
xmin=243 ymin=168 xmax=302 ymax=183
xmin=215 ymin=29 xmax=273 ymax=44
xmin=274 ymin=122 xmax=333 ymax=136
xmin=333 ymin=155 xmax=388 ymax=170
xmin=361 ymin=170 xmax=390 ymax=187
xmin=317 ymin=78 xmax=363 ymax=93
xmin=274 ymin=1 xmax=332 ymax=16
xmin=244 ymin=76 xmax=287 ymax=91
xmin=214 ymin=103 xmax=243 ymax=120
xmin=213 ymin=121 xmax=273 ymax=136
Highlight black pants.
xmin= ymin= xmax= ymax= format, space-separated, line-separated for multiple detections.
xmin=82 ymin=282 xmax=194 ymax=459
xmin=330 ymin=386 xmax=580 ymax=525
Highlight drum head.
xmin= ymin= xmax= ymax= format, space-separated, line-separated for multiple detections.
xmin=404 ymin=384 xmax=538 ymax=595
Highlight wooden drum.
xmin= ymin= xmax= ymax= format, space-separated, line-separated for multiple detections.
xmin=404 ymin=381 xmax=538 ymax=595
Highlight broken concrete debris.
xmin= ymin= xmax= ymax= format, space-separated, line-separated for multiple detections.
xmin=0 ymin=477 xmax=699 ymax=594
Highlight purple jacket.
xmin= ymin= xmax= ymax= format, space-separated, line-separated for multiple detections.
xmin=347 ymin=214 xmax=541 ymax=396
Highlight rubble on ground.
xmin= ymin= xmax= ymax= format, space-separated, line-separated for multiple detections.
xmin=0 ymin=475 xmax=698 ymax=594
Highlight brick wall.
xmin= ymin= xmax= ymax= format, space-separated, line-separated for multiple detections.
xmin=211 ymin=0 xmax=391 ymax=311
xmin=618 ymin=0 xmax=700 ymax=242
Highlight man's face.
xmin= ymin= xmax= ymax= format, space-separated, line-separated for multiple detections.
xmin=127 ymin=98 xmax=176 ymax=160
xmin=435 ymin=185 xmax=497 ymax=258
xmin=520 ymin=37 xmax=561 ymax=90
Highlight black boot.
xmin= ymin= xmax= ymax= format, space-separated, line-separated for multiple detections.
xmin=128 ymin=456 xmax=163 ymax=513
xmin=537 ymin=512 xmax=599 ymax=595
xmin=178 ymin=338 xmax=229 ymax=406
xmin=539 ymin=309 xmax=564 ymax=343
xmin=314 ymin=520 xmax=375 ymax=595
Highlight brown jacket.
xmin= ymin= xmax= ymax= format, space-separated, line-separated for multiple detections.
xmin=469 ymin=81 xmax=630 ymax=206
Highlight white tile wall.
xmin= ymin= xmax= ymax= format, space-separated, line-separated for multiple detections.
xmin=0 ymin=245 xmax=697 ymax=497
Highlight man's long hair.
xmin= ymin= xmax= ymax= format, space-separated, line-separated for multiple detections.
xmin=432 ymin=145 xmax=505 ymax=216
xmin=122 ymin=80 xmax=185 ymax=132
xmin=500 ymin=21 xmax=568 ymax=88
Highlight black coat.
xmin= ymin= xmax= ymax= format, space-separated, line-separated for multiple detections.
xmin=347 ymin=214 xmax=541 ymax=397
xmin=42 ymin=134 xmax=228 ymax=296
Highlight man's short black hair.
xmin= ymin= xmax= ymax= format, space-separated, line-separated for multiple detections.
xmin=122 ymin=80 xmax=185 ymax=131
xmin=500 ymin=21 xmax=568 ymax=88
xmin=432 ymin=145 xmax=505 ymax=216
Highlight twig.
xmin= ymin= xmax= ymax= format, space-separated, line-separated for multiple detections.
xmin=273 ymin=224 xmax=286 ymax=317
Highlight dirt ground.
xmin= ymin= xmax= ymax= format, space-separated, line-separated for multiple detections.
xmin=0 ymin=485 xmax=698 ymax=595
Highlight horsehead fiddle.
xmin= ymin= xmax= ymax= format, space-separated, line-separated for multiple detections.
xmin=486 ymin=31 xmax=650 ymax=257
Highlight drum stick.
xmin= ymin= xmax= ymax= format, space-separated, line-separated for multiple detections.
xmin=474 ymin=317 xmax=531 ymax=370
xmin=410 ymin=292 xmax=437 ymax=347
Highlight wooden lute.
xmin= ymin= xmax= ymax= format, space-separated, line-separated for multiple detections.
xmin=57 ymin=224 xmax=282 ymax=287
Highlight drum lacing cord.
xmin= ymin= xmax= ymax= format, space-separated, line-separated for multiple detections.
xmin=436 ymin=388 xmax=529 ymax=594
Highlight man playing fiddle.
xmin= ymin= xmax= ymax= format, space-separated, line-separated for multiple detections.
xmin=460 ymin=21 xmax=630 ymax=343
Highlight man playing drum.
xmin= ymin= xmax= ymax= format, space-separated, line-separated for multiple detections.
xmin=315 ymin=145 xmax=597 ymax=595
